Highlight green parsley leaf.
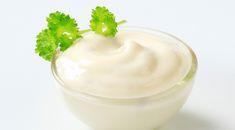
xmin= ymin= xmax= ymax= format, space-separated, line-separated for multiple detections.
xmin=35 ymin=29 xmax=58 ymax=61
xmin=47 ymin=11 xmax=81 ymax=51
xmin=90 ymin=6 xmax=118 ymax=37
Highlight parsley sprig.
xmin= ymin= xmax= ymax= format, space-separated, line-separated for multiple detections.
xmin=35 ymin=6 xmax=126 ymax=61
xmin=90 ymin=6 xmax=126 ymax=37
xmin=47 ymin=11 xmax=82 ymax=51
xmin=35 ymin=29 xmax=58 ymax=61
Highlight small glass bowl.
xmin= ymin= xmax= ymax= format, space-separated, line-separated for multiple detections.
xmin=51 ymin=27 xmax=198 ymax=130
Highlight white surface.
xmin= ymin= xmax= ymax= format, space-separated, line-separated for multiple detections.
xmin=0 ymin=0 xmax=234 ymax=130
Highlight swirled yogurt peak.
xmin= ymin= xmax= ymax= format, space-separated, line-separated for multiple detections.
xmin=55 ymin=29 xmax=192 ymax=98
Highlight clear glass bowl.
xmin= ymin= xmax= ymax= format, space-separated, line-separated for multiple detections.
xmin=51 ymin=27 xmax=198 ymax=130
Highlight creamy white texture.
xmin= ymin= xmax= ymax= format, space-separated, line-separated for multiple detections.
xmin=55 ymin=30 xmax=192 ymax=98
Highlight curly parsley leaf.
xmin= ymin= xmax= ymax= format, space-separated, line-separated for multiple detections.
xmin=35 ymin=11 xmax=81 ymax=61
xmin=35 ymin=29 xmax=58 ymax=61
xmin=47 ymin=11 xmax=81 ymax=51
xmin=89 ymin=6 xmax=119 ymax=37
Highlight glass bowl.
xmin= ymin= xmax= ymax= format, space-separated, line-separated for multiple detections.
xmin=51 ymin=27 xmax=198 ymax=130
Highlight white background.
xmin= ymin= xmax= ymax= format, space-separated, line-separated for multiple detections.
xmin=0 ymin=0 xmax=235 ymax=130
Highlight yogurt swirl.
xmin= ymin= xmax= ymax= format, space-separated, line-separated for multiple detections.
xmin=55 ymin=29 xmax=192 ymax=98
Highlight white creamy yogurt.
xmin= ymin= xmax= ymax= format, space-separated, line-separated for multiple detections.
xmin=55 ymin=29 xmax=192 ymax=98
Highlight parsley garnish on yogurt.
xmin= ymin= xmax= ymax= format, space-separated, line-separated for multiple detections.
xmin=35 ymin=6 xmax=126 ymax=61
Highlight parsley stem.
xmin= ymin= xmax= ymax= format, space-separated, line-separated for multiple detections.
xmin=117 ymin=20 xmax=127 ymax=25
xmin=79 ymin=29 xmax=92 ymax=34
